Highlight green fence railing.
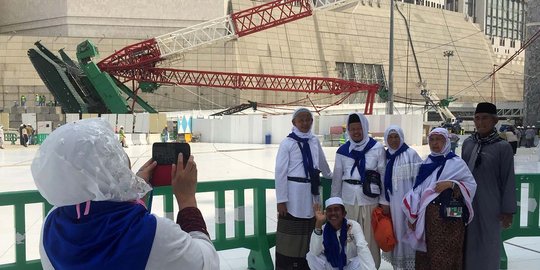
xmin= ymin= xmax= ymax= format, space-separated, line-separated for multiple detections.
xmin=4 ymin=133 xmax=18 ymax=145
xmin=0 ymin=176 xmax=538 ymax=269
xmin=0 ymin=178 xmax=332 ymax=270
xmin=500 ymin=174 xmax=540 ymax=269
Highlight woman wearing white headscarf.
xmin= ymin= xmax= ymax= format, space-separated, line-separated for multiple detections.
xmin=331 ymin=112 xmax=387 ymax=268
xmin=382 ymin=125 xmax=422 ymax=270
xmin=402 ymin=128 xmax=476 ymax=270
xmin=32 ymin=118 xmax=219 ymax=270
xmin=275 ymin=108 xmax=332 ymax=269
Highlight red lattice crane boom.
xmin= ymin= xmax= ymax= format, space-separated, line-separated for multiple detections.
xmin=97 ymin=0 xmax=378 ymax=114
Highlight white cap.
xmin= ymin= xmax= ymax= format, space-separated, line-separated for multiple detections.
xmin=325 ymin=197 xmax=344 ymax=208
xmin=292 ymin=107 xmax=311 ymax=120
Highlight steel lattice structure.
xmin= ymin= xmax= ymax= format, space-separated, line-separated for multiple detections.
xmin=97 ymin=0 xmax=379 ymax=114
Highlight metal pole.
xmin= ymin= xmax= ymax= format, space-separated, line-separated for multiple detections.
xmin=446 ymin=54 xmax=450 ymax=100
xmin=443 ymin=50 xmax=454 ymax=100
xmin=387 ymin=0 xmax=395 ymax=115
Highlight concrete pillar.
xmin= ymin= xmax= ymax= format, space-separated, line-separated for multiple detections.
xmin=524 ymin=1 xmax=540 ymax=126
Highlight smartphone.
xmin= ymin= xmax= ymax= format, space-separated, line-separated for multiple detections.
xmin=151 ymin=142 xmax=190 ymax=186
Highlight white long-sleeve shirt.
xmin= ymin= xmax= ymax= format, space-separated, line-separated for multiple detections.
xmin=275 ymin=136 xmax=332 ymax=218
xmin=331 ymin=141 xmax=388 ymax=206
xmin=40 ymin=215 xmax=220 ymax=270
xmin=307 ymin=219 xmax=376 ymax=270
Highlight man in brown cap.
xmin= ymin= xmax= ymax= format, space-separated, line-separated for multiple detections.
xmin=461 ymin=102 xmax=516 ymax=270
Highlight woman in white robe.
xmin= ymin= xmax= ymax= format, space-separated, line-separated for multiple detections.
xmin=401 ymin=128 xmax=476 ymax=270
xmin=381 ymin=125 xmax=422 ymax=270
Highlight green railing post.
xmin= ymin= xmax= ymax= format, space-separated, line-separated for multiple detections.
xmin=321 ymin=178 xmax=332 ymax=202
xmin=500 ymin=242 xmax=508 ymax=269
xmin=528 ymin=181 xmax=539 ymax=229
xmin=234 ymin=189 xmax=245 ymax=239
xmin=215 ymin=190 xmax=226 ymax=241
xmin=14 ymin=203 xmax=26 ymax=267
xmin=163 ymin=191 xmax=175 ymax=220
xmin=42 ymin=202 xmax=53 ymax=220
xmin=248 ymin=187 xmax=273 ymax=270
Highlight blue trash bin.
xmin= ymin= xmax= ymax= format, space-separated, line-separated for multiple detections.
xmin=265 ymin=134 xmax=271 ymax=144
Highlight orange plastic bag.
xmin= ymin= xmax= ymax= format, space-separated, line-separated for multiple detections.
xmin=371 ymin=206 xmax=396 ymax=252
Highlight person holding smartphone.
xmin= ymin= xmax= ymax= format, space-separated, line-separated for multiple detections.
xmin=31 ymin=118 xmax=219 ymax=270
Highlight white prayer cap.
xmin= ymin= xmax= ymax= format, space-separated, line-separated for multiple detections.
xmin=325 ymin=197 xmax=344 ymax=208
xmin=292 ymin=107 xmax=311 ymax=120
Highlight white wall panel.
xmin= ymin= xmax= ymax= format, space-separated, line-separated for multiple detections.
xmin=100 ymin=114 xmax=117 ymax=130
xmin=65 ymin=114 xmax=80 ymax=124
xmin=134 ymin=113 xmax=149 ymax=133
xmin=124 ymin=114 xmax=134 ymax=133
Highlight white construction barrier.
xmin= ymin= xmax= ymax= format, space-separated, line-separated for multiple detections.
xmin=148 ymin=134 xmax=162 ymax=144
xmin=123 ymin=134 xmax=134 ymax=146
xmin=131 ymin=134 xmax=148 ymax=145
xmin=131 ymin=134 xmax=141 ymax=145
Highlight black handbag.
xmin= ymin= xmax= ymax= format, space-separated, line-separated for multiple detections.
xmin=437 ymin=188 xmax=469 ymax=221
xmin=309 ymin=169 xmax=321 ymax=195
xmin=362 ymin=170 xmax=381 ymax=198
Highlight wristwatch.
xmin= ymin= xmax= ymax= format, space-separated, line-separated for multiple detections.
xmin=314 ymin=228 xmax=322 ymax=235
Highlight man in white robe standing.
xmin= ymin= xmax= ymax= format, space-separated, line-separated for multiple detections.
xmin=275 ymin=108 xmax=333 ymax=269
xmin=331 ymin=113 xmax=388 ymax=268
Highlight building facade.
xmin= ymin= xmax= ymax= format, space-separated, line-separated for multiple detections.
xmin=0 ymin=0 xmax=525 ymax=115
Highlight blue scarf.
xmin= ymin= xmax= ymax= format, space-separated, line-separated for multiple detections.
xmin=43 ymin=201 xmax=157 ymax=270
xmin=323 ymin=219 xmax=348 ymax=270
xmin=336 ymin=138 xmax=377 ymax=184
xmin=384 ymin=143 xmax=409 ymax=201
xmin=288 ymin=132 xmax=314 ymax=179
xmin=288 ymin=132 xmax=320 ymax=195
xmin=413 ymin=152 xmax=457 ymax=189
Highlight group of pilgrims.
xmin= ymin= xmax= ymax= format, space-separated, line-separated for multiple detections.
xmin=275 ymin=102 xmax=516 ymax=270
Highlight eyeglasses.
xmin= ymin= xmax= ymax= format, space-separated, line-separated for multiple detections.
xmin=428 ymin=136 xmax=446 ymax=142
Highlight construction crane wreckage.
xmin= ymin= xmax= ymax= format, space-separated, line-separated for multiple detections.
xmin=28 ymin=0 xmax=380 ymax=116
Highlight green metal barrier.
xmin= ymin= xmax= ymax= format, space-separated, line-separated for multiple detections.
xmin=0 ymin=178 xmax=331 ymax=270
xmin=0 ymin=176 xmax=537 ymax=269
xmin=4 ymin=133 xmax=18 ymax=145
xmin=500 ymin=174 xmax=540 ymax=269
xmin=33 ymin=134 xmax=48 ymax=145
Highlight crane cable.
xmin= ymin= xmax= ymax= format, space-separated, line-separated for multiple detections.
xmin=453 ymin=27 xmax=540 ymax=97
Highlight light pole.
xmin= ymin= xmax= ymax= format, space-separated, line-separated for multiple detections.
xmin=387 ymin=0 xmax=395 ymax=115
xmin=443 ymin=50 xmax=454 ymax=100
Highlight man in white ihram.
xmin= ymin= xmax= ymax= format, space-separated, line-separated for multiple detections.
xmin=307 ymin=197 xmax=375 ymax=270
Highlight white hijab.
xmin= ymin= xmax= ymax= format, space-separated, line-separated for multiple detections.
xmin=428 ymin=127 xmax=452 ymax=157
xmin=291 ymin=107 xmax=314 ymax=139
xmin=347 ymin=112 xmax=370 ymax=152
xmin=31 ymin=118 xmax=151 ymax=207
xmin=384 ymin=125 xmax=405 ymax=154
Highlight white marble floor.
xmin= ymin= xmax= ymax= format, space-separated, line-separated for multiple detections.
xmin=0 ymin=142 xmax=539 ymax=269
